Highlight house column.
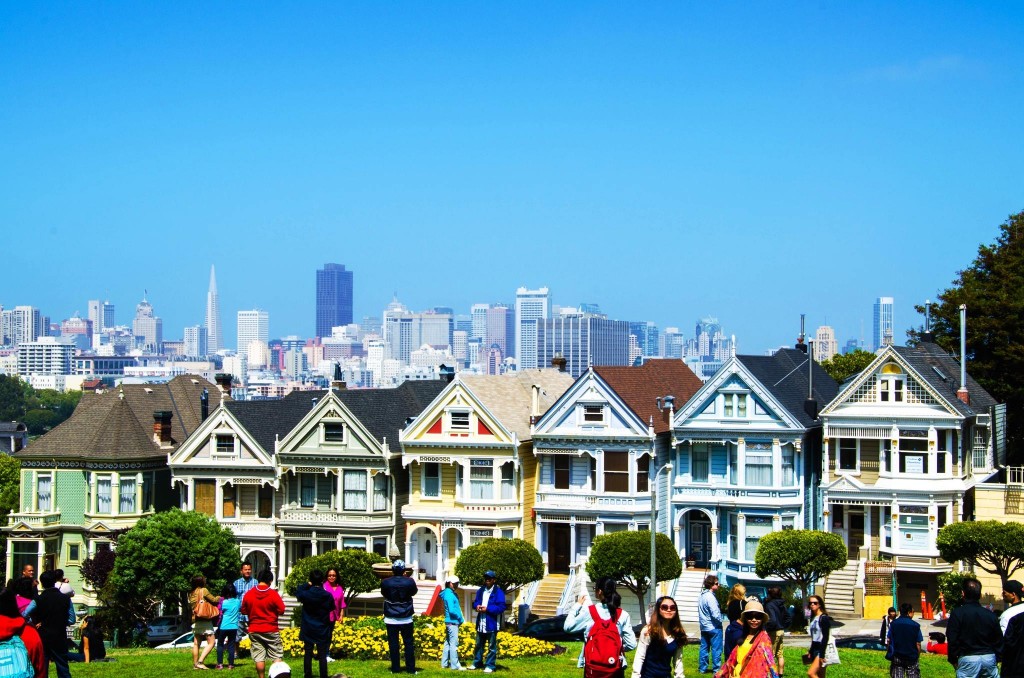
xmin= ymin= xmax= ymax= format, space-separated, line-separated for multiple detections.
xmin=569 ymin=516 xmax=577 ymax=564
xmin=112 ymin=475 xmax=121 ymax=515
xmin=865 ymin=506 xmax=873 ymax=559
xmin=821 ymin=438 xmax=831 ymax=484
xmin=136 ymin=472 xmax=143 ymax=512
xmin=277 ymin=537 xmax=287 ymax=578
xmin=311 ymin=531 xmax=318 ymax=556
xmin=710 ymin=527 xmax=720 ymax=562
xmin=772 ymin=439 xmax=782 ymax=486
xmin=737 ymin=438 xmax=746 ymax=486
xmin=89 ymin=473 xmax=98 ymax=513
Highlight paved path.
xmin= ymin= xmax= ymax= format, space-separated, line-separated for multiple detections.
xmin=779 ymin=614 xmax=947 ymax=649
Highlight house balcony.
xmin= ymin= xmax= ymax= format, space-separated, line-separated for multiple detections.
xmin=278 ymin=506 xmax=393 ymax=526
xmin=403 ymin=498 xmax=522 ymax=523
xmin=82 ymin=509 xmax=154 ymax=528
xmin=535 ymin=490 xmax=651 ymax=513
xmin=7 ymin=510 xmax=62 ymax=528
xmin=670 ymin=485 xmax=802 ymax=504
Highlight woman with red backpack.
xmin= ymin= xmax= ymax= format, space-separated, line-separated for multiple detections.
xmin=563 ymin=577 xmax=637 ymax=678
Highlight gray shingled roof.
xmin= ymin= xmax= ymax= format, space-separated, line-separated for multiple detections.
xmin=736 ymin=348 xmax=840 ymax=428
xmin=16 ymin=376 xmax=213 ymax=460
xmin=225 ymin=381 xmax=447 ymax=453
xmin=893 ymin=342 xmax=998 ymax=416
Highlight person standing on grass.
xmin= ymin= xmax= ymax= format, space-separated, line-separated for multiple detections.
xmin=888 ymin=603 xmax=923 ymax=678
xmin=947 ymin=577 xmax=1001 ymax=678
xmin=723 ymin=583 xmax=747 ymax=661
xmin=189 ymin=574 xmax=222 ymax=670
xmin=0 ymin=585 xmax=45 ymax=677
xmin=241 ymin=569 xmax=287 ymax=678
xmin=698 ymin=575 xmax=724 ymax=675
xmin=805 ymin=595 xmax=832 ymax=678
xmin=33 ymin=570 xmax=72 ymax=678
xmin=322 ymin=568 xmax=346 ymax=641
xmin=764 ymin=586 xmax=790 ymax=678
xmin=630 ymin=595 xmax=686 ymax=678
xmin=881 ymin=606 xmax=897 ymax=645
xmin=564 ymin=576 xmax=637 ymax=678
xmin=216 ymin=584 xmax=242 ymax=670
xmin=439 ymin=575 xmax=466 ymax=671
xmin=234 ymin=562 xmax=258 ymax=632
xmin=296 ymin=569 xmax=335 ymax=678
xmin=716 ymin=600 xmax=777 ymax=678
xmin=469 ymin=570 xmax=505 ymax=673
xmin=380 ymin=560 xmax=418 ymax=675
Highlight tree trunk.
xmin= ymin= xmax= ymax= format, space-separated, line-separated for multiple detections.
xmin=635 ymin=589 xmax=648 ymax=625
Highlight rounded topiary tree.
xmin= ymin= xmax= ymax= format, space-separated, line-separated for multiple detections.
xmin=453 ymin=538 xmax=543 ymax=599
xmin=754 ymin=529 xmax=846 ymax=626
xmin=937 ymin=521 xmax=1024 ymax=585
xmin=283 ymin=549 xmax=387 ymax=599
xmin=586 ymin=530 xmax=681 ymax=624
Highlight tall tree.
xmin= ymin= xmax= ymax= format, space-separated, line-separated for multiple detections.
xmin=911 ymin=211 xmax=1024 ymax=456
xmin=936 ymin=521 xmax=1024 ymax=585
xmin=0 ymin=455 xmax=20 ymax=575
xmin=585 ymin=531 xmax=681 ymax=624
xmin=0 ymin=375 xmax=26 ymax=422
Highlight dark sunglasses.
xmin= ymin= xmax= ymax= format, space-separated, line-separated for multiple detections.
xmin=809 ymin=601 xmax=820 ymax=606
xmin=659 ymin=604 xmax=677 ymax=611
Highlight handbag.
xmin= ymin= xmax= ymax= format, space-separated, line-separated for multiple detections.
xmin=193 ymin=588 xmax=218 ymax=620
xmin=823 ymin=637 xmax=841 ymax=666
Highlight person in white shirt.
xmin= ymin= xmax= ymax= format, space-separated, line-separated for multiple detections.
xmin=1001 ymin=580 xmax=1024 ymax=634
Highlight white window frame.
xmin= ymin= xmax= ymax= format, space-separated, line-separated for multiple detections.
xmin=448 ymin=409 xmax=471 ymax=432
xmin=96 ymin=474 xmax=113 ymax=515
xmin=343 ymin=470 xmax=368 ymax=511
xmin=422 ymin=463 xmax=441 ymax=499
xmin=213 ymin=432 xmax=237 ymax=458
xmin=321 ymin=421 xmax=347 ymax=445
xmin=691 ymin=445 xmax=710 ymax=483
xmin=837 ymin=438 xmax=860 ymax=472
xmin=119 ymin=475 xmax=137 ymax=514
xmin=580 ymin=403 xmax=607 ymax=426
xmin=36 ymin=472 xmax=52 ymax=512
xmin=470 ymin=459 xmax=494 ymax=500
xmin=878 ymin=375 xmax=905 ymax=403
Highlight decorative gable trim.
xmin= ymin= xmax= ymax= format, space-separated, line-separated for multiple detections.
xmin=532 ymin=371 xmax=650 ymax=439
xmin=673 ymin=357 xmax=803 ymax=431
xmin=277 ymin=391 xmax=386 ymax=459
xmin=400 ymin=381 xmax=514 ymax=447
xmin=168 ymin=405 xmax=272 ymax=468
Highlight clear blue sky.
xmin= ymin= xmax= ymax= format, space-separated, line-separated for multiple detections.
xmin=2 ymin=2 xmax=1022 ymax=352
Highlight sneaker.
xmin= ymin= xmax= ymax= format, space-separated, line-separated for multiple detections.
xmin=215 ymin=666 xmax=223 ymax=670
xmin=465 ymin=667 xmax=477 ymax=671
xmin=483 ymin=669 xmax=494 ymax=674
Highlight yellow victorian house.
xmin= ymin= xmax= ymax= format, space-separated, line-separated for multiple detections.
xmin=399 ymin=369 xmax=573 ymax=582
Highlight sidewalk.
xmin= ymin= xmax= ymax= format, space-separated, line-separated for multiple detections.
xmin=781 ymin=614 xmax=947 ymax=649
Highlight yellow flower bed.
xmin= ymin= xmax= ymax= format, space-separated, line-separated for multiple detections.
xmin=238 ymin=617 xmax=555 ymax=660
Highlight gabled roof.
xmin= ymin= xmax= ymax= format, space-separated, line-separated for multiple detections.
xmin=736 ymin=348 xmax=839 ymax=428
xmin=16 ymin=376 xmax=213 ymax=460
xmin=593 ymin=360 xmax=704 ymax=434
xmin=892 ymin=342 xmax=998 ymax=416
xmin=225 ymin=381 xmax=447 ymax=453
xmin=459 ymin=370 xmax=574 ymax=440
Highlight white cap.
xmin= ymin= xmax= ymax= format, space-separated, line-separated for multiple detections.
xmin=268 ymin=661 xmax=291 ymax=678
xmin=446 ymin=575 xmax=460 ymax=585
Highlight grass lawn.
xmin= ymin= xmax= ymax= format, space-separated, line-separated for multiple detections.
xmin=63 ymin=643 xmax=957 ymax=678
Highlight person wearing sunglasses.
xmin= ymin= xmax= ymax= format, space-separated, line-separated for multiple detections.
xmin=716 ymin=600 xmax=777 ymax=678
xmin=630 ymin=596 xmax=687 ymax=678
xmin=805 ymin=595 xmax=832 ymax=678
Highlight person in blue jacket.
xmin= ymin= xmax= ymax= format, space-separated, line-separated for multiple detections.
xmin=468 ymin=570 xmax=505 ymax=673
xmin=296 ymin=569 xmax=337 ymax=678
xmin=440 ymin=574 xmax=466 ymax=671
xmin=381 ymin=560 xmax=419 ymax=675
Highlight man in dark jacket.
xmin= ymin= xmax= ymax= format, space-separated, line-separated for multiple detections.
xmin=381 ymin=559 xmax=418 ymax=674
xmin=296 ymin=569 xmax=336 ymax=678
xmin=764 ymin=586 xmax=790 ymax=677
xmin=888 ymin=603 xmax=923 ymax=678
xmin=947 ymin=577 xmax=1002 ymax=677
xmin=470 ymin=570 xmax=505 ymax=673
xmin=33 ymin=569 xmax=72 ymax=678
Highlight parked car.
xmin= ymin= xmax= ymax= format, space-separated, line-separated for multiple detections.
xmin=517 ymin=615 xmax=584 ymax=642
xmin=155 ymin=630 xmax=249 ymax=650
xmin=147 ymin=616 xmax=190 ymax=645
xmin=835 ymin=635 xmax=886 ymax=652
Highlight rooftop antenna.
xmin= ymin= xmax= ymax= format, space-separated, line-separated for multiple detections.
xmin=925 ymin=299 xmax=931 ymax=333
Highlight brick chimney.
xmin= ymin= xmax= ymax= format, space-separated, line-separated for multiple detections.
xmin=551 ymin=354 xmax=567 ymax=373
xmin=214 ymin=373 xmax=233 ymax=396
xmin=153 ymin=411 xmax=173 ymax=447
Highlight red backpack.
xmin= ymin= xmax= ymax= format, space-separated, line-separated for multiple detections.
xmin=584 ymin=604 xmax=623 ymax=678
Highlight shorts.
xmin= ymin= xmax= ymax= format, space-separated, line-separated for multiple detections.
xmin=249 ymin=631 xmax=283 ymax=663
xmin=771 ymin=629 xmax=785 ymax=657
xmin=193 ymin=619 xmax=215 ymax=638
xmin=809 ymin=641 xmax=826 ymax=660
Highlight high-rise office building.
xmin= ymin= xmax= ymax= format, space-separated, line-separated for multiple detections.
xmin=535 ymin=310 xmax=630 ymax=377
xmin=814 ymin=325 xmax=839 ymax=362
xmin=16 ymin=337 xmax=75 ymax=377
xmin=485 ymin=305 xmax=514 ymax=360
xmin=873 ymin=296 xmax=895 ymax=351
xmin=184 ymin=325 xmax=208 ymax=358
xmin=1 ymin=306 xmax=42 ymax=347
xmin=628 ymin=321 xmax=660 ymax=358
xmin=237 ymin=310 xmax=270 ymax=354
xmin=132 ymin=295 xmax=163 ymax=353
xmin=206 ymin=266 xmax=222 ymax=354
xmin=316 ymin=263 xmax=354 ymax=338
xmin=515 ymin=286 xmax=550 ymax=370
xmin=381 ymin=298 xmax=452 ymax=363
xmin=470 ymin=304 xmax=490 ymax=340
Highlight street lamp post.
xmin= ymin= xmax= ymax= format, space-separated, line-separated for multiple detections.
xmin=649 ymin=462 xmax=673 ymax=613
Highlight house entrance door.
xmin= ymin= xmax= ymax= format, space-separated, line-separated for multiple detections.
xmin=549 ymin=524 xmax=571 ymax=574
xmin=688 ymin=514 xmax=712 ymax=568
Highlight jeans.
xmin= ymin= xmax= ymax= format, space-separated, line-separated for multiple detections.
xmin=442 ymin=623 xmax=462 ymax=669
xmin=45 ymin=643 xmax=72 ymax=678
xmin=955 ymin=653 xmax=999 ymax=678
xmin=216 ymin=628 xmax=237 ymax=666
xmin=304 ymin=637 xmax=330 ymax=678
xmin=699 ymin=627 xmax=723 ymax=673
xmin=386 ymin=622 xmax=416 ymax=673
xmin=474 ymin=630 xmax=498 ymax=670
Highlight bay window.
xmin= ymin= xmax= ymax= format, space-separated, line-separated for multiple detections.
xmin=470 ymin=460 xmax=493 ymax=499
xmin=603 ymin=452 xmax=629 ymax=492
xmin=744 ymin=446 xmax=772 ymax=486
xmin=745 ymin=516 xmax=774 ymax=560
xmin=344 ymin=471 xmax=367 ymax=510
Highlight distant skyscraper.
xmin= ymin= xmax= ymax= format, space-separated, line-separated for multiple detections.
xmin=661 ymin=327 xmax=684 ymax=359
xmin=132 ymin=295 xmax=163 ymax=352
xmin=873 ymin=296 xmax=894 ymax=351
xmin=237 ymin=309 xmax=269 ymax=354
xmin=184 ymin=325 xmax=208 ymax=358
xmin=0 ymin=306 xmax=42 ymax=347
xmin=205 ymin=266 xmax=222 ymax=354
xmin=814 ymin=325 xmax=839 ymax=362
xmin=316 ymin=263 xmax=354 ymax=338
xmin=535 ymin=311 xmax=630 ymax=377
xmin=470 ymin=303 xmax=490 ymax=340
xmin=628 ymin=321 xmax=660 ymax=358
xmin=485 ymin=305 xmax=514 ymax=360
xmin=88 ymin=300 xmax=101 ymax=334
xmin=515 ymin=286 xmax=550 ymax=369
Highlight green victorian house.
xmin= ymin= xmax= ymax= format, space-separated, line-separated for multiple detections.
xmin=4 ymin=375 xmax=214 ymax=604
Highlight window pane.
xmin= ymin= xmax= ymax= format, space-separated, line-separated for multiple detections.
xmin=501 ymin=463 xmax=515 ymax=500
xmin=301 ymin=475 xmax=315 ymax=507
xmin=216 ymin=434 xmax=233 ymax=454
xmin=782 ymin=447 xmax=795 ymax=485
xmin=120 ymin=478 xmax=136 ymax=513
xmin=223 ymin=484 xmax=236 ymax=519
xmin=424 ymin=463 xmax=440 ymax=497
xmin=373 ymin=473 xmax=389 ymax=511
xmin=37 ymin=475 xmax=51 ymax=512
xmin=97 ymin=477 xmax=112 ymax=514
xmin=745 ymin=516 xmax=774 ymax=560
xmin=450 ymin=411 xmax=470 ymax=430
xmin=636 ymin=456 xmax=649 ymax=493
xmin=745 ymin=452 xmax=772 ymax=486
xmin=344 ymin=471 xmax=367 ymax=510
xmin=194 ymin=479 xmax=215 ymax=516
xmin=554 ymin=457 xmax=570 ymax=489
xmin=324 ymin=423 xmax=345 ymax=442
xmin=692 ymin=447 xmax=709 ymax=483
xmin=258 ymin=485 xmax=274 ymax=518
xmin=470 ymin=460 xmax=493 ymax=499
xmin=839 ymin=439 xmax=857 ymax=470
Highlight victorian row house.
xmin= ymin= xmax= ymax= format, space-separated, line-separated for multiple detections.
xmin=819 ymin=338 xmax=1005 ymax=615
xmin=167 ymin=380 xmax=446 ymax=580
xmin=398 ymin=369 xmax=574 ymax=581
xmin=5 ymin=375 xmax=213 ymax=600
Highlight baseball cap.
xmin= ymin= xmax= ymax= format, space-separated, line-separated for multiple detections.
xmin=484 ymin=570 xmax=497 ymax=579
xmin=446 ymin=574 xmax=460 ymax=585
xmin=392 ymin=559 xmax=406 ymax=573
xmin=268 ymin=661 xmax=292 ymax=678
xmin=1004 ymin=580 xmax=1024 ymax=597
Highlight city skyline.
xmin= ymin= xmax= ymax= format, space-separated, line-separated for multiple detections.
xmin=3 ymin=4 xmax=1022 ymax=352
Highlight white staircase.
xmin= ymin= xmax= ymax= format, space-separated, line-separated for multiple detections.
xmin=669 ymin=569 xmax=710 ymax=625
xmin=824 ymin=560 xmax=859 ymax=618
xmin=530 ymin=574 xmax=569 ymax=619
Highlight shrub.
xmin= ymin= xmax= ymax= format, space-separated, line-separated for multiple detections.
xmin=282 ymin=549 xmax=387 ymax=599
xmin=937 ymin=570 xmax=976 ymax=611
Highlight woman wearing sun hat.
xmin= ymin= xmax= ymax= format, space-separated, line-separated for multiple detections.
xmin=715 ymin=599 xmax=778 ymax=678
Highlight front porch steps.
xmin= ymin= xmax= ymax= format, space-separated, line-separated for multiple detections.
xmin=530 ymin=573 xmax=569 ymax=619
xmin=824 ymin=560 xmax=860 ymax=618
xmin=669 ymin=569 xmax=709 ymax=625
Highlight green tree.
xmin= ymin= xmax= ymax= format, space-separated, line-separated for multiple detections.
xmin=585 ymin=531 xmax=681 ymax=624
xmin=754 ymin=530 xmax=846 ymax=624
xmin=454 ymin=538 xmax=544 ymax=600
xmin=910 ymin=211 xmax=1024 ymax=455
xmin=820 ymin=349 xmax=877 ymax=384
xmin=109 ymin=509 xmax=241 ymax=614
xmin=936 ymin=520 xmax=1024 ymax=585
xmin=282 ymin=549 xmax=387 ymax=599
xmin=937 ymin=570 xmax=976 ymax=611
xmin=0 ymin=375 xmax=26 ymax=421
xmin=0 ymin=455 xmax=20 ymax=575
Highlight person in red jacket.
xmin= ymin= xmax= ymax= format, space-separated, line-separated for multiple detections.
xmin=241 ymin=569 xmax=286 ymax=678
xmin=0 ymin=586 xmax=45 ymax=677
